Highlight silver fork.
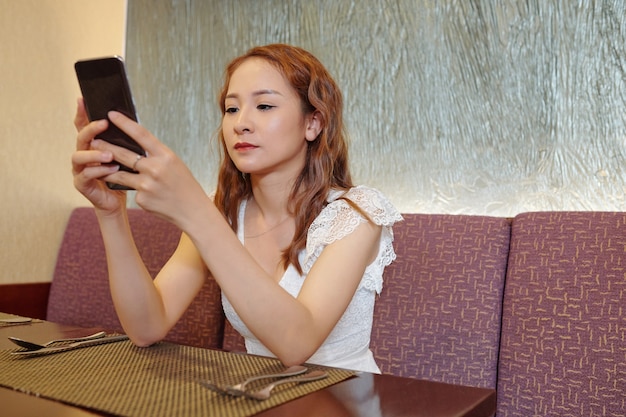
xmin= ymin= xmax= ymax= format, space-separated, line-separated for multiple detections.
xmin=240 ymin=370 xmax=328 ymax=401
xmin=199 ymin=365 xmax=307 ymax=395
xmin=9 ymin=331 xmax=107 ymax=351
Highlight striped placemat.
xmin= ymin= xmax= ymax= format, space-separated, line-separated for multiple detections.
xmin=0 ymin=340 xmax=354 ymax=417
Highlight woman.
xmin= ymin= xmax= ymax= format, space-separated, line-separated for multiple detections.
xmin=72 ymin=44 xmax=402 ymax=373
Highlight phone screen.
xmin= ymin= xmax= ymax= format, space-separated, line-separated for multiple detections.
xmin=75 ymin=56 xmax=145 ymax=162
xmin=75 ymin=56 xmax=145 ymax=189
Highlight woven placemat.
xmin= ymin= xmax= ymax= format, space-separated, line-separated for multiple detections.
xmin=0 ymin=341 xmax=354 ymax=417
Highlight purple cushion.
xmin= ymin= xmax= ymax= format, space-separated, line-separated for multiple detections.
xmin=372 ymin=213 xmax=511 ymax=388
xmin=222 ymin=319 xmax=245 ymax=352
xmin=498 ymin=212 xmax=626 ymax=416
xmin=47 ymin=207 xmax=224 ymax=349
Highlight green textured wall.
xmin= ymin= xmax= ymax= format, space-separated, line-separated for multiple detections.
xmin=126 ymin=0 xmax=626 ymax=215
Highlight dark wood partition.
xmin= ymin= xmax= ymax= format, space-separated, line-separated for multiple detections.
xmin=0 ymin=283 xmax=50 ymax=319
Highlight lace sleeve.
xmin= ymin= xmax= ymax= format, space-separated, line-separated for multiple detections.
xmin=303 ymin=186 xmax=403 ymax=293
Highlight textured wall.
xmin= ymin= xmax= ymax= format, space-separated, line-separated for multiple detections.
xmin=126 ymin=0 xmax=626 ymax=216
xmin=0 ymin=0 xmax=126 ymax=284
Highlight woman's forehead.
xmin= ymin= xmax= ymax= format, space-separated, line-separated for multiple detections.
xmin=227 ymin=58 xmax=292 ymax=96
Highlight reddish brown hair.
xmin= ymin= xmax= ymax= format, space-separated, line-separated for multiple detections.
xmin=213 ymin=44 xmax=353 ymax=273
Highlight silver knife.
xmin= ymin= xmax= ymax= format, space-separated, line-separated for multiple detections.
xmin=0 ymin=317 xmax=32 ymax=324
xmin=11 ymin=334 xmax=129 ymax=357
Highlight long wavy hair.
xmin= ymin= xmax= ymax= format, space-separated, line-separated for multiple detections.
xmin=213 ymin=44 xmax=353 ymax=274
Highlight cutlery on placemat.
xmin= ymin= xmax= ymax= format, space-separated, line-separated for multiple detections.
xmin=239 ymin=370 xmax=328 ymax=401
xmin=9 ymin=331 xmax=107 ymax=351
xmin=0 ymin=317 xmax=34 ymax=325
xmin=10 ymin=334 xmax=129 ymax=357
xmin=199 ymin=365 xmax=308 ymax=395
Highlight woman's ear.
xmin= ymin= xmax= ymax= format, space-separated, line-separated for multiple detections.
xmin=304 ymin=110 xmax=323 ymax=142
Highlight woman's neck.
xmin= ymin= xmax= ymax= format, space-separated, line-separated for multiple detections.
xmin=249 ymin=175 xmax=295 ymax=221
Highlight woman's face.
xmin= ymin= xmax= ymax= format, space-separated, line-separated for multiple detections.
xmin=222 ymin=58 xmax=319 ymax=181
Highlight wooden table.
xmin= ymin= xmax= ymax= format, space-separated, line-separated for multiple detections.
xmin=0 ymin=318 xmax=495 ymax=417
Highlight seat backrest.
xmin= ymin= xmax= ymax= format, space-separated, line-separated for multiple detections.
xmin=47 ymin=207 xmax=224 ymax=349
xmin=497 ymin=212 xmax=626 ymax=416
xmin=371 ymin=213 xmax=511 ymax=389
xmin=222 ymin=319 xmax=245 ymax=352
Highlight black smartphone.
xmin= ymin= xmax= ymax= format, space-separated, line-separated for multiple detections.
xmin=75 ymin=56 xmax=145 ymax=190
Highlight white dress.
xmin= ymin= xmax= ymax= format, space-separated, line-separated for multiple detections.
xmin=221 ymin=186 xmax=403 ymax=373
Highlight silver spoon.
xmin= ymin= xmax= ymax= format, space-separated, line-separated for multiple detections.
xmin=0 ymin=317 xmax=32 ymax=324
xmin=8 ymin=331 xmax=107 ymax=351
xmin=226 ymin=365 xmax=308 ymax=396
xmin=199 ymin=365 xmax=307 ymax=395
xmin=241 ymin=370 xmax=328 ymax=401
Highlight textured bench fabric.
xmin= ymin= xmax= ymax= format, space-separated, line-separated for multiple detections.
xmin=221 ymin=319 xmax=246 ymax=352
xmin=498 ymin=212 xmax=626 ymax=416
xmin=226 ymin=212 xmax=512 ymax=386
xmin=372 ymin=213 xmax=511 ymax=388
xmin=47 ymin=207 xmax=224 ymax=349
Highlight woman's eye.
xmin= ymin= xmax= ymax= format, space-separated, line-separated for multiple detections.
xmin=224 ymin=106 xmax=238 ymax=114
xmin=257 ymin=104 xmax=275 ymax=111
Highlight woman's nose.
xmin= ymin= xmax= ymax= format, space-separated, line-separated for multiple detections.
xmin=234 ymin=108 xmax=252 ymax=134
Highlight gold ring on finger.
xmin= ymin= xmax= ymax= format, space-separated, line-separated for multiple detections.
xmin=132 ymin=154 xmax=144 ymax=171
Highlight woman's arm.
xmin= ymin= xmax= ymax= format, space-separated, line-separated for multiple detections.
xmin=183 ymin=203 xmax=382 ymax=366
xmin=96 ymin=211 xmax=207 ymax=346
xmin=72 ymin=101 xmax=207 ymax=346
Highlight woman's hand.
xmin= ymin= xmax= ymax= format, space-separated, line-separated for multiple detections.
xmin=72 ymin=98 xmax=126 ymax=214
xmin=89 ymin=110 xmax=210 ymax=231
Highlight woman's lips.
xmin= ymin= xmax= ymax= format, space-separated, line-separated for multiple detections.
xmin=234 ymin=142 xmax=258 ymax=151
